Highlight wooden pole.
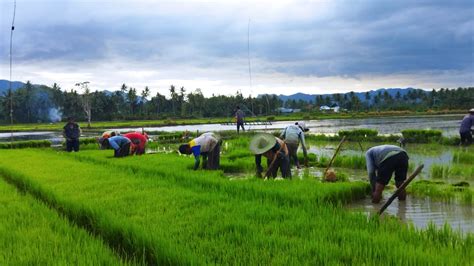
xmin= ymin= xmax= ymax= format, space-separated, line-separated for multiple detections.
xmin=323 ymin=136 xmax=346 ymax=178
xmin=264 ymin=145 xmax=285 ymax=178
xmin=378 ymin=164 xmax=424 ymax=215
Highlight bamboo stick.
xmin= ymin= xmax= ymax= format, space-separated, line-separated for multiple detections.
xmin=378 ymin=164 xmax=424 ymax=215
xmin=323 ymin=136 xmax=346 ymax=178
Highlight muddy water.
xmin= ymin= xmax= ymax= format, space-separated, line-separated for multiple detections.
xmin=306 ymin=142 xmax=472 ymax=181
xmin=225 ymin=169 xmax=474 ymax=234
xmin=347 ymin=194 xmax=474 ymax=234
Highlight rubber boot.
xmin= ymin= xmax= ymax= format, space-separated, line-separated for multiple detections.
xmin=372 ymin=183 xmax=385 ymax=204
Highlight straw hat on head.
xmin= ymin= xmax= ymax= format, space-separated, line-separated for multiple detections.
xmin=249 ymin=133 xmax=277 ymax=154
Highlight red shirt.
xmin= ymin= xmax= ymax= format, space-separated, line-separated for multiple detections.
xmin=123 ymin=132 xmax=148 ymax=152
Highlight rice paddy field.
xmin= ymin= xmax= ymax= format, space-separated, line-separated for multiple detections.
xmin=0 ymin=131 xmax=473 ymax=265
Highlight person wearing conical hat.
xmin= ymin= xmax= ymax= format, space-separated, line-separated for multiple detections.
xmin=250 ymin=133 xmax=291 ymax=179
xmin=280 ymin=121 xmax=309 ymax=169
xmin=459 ymin=108 xmax=474 ymax=146
xmin=179 ymin=132 xmax=221 ymax=170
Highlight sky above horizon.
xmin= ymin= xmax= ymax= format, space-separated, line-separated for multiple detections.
xmin=0 ymin=0 xmax=473 ymax=97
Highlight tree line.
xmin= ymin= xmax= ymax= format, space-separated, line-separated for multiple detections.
xmin=0 ymin=82 xmax=282 ymax=123
xmin=0 ymin=82 xmax=472 ymax=124
xmin=286 ymin=87 xmax=474 ymax=112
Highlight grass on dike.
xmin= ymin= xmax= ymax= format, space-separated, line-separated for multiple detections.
xmin=0 ymin=149 xmax=472 ymax=265
xmin=0 ymin=178 xmax=133 ymax=265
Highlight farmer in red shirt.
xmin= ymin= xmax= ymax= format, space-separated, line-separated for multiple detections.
xmin=123 ymin=132 xmax=148 ymax=155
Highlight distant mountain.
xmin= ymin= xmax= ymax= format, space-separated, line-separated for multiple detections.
xmin=0 ymin=80 xmax=27 ymax=94
xmin=261 ymin=88 xmax=427 ymax=103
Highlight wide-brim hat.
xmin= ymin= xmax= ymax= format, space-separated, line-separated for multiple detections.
xmin=469 ymin=108 xmax=474 ymax=113
xmin=249 ymin=133 xmax=276 ymax=154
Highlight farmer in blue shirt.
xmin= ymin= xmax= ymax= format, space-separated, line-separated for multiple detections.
xmin=101 ymin=136 xmax=132 ymax=158
xmin=459 ymin=108 xmax=474 ymax=146
xmin=179 ymin=132 xmax=221 ymax=170
xmin=365 ymin=145 xmax=409 ymax=203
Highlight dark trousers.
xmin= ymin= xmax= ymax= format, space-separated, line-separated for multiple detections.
xmin=286 ymin=142 xmax=299 ymax=167
xmin=267 ymin=152 xmax=291 ymax=178
xmin=237 ymin=121 xmax=245 ymax=133
xmin=66 ymin=139 xmax=79 ymax=152
xmin=375 ymin=152 xmax=409 ymax=187
xmin=204 ymin=143 xmax=221 ymax=170
xmin=460 ymin=132 xmax=472 ymax=145
xmin=114 ymin=143 xmax=131 ymax=158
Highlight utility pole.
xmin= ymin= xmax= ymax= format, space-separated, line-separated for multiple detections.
xmin=9 ymin=0 xmax=17 ymax=146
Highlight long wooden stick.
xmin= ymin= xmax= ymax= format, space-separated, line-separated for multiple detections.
xmin=323 ymin=136 xmax=346 ymax=178
xmin=264 ymin=144 xmax=285 ymax=178
xmin=378 ymin=164 xmax=424 ymax=215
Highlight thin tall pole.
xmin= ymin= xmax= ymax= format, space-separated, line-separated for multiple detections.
xmin=247 ymin=18 xmax=254 ymax=115
xmin=9 ymin=0 xmax=17 ymax=145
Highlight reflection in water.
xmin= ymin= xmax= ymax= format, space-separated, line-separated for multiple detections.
xmin=347 ymin=194 xmax=474 ymax=234
xmin=108 ymin=114 xmax=462 ymax=135
xmin=0 ymin=114 xmax=463 ymax=142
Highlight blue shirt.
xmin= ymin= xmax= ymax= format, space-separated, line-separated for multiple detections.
xmin=460 ymin=114 xmax=474 ymax=133
xmin=108 ymin=136 xmax=131 ymax=151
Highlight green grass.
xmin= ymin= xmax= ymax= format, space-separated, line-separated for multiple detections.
xmin=408 ymin=180 xmax=473 ymax=205
xmin=0 ymin=140 xmax=52 ymax=149
xmin=0 ymin=178 xmax=131 ymax=265
xmin=0 ymin=149 xmax=471 ymax=265
xmin=453 ymin=151 xmax=474 ymax=164
xmin=430 ymin=164 xmax=474 ymax=180
xmin=0 ymin=111 xmax=465 ymax=132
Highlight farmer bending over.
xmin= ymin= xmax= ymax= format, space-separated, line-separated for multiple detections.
xmin=179 ymin=132 xmax=221 ymax=170
xmin=101 ymin=136 xmax=132 ymax=158
xmin=123 ymin=132 xmax=148 ymax=155
xmin=365 ymin=145 xmax=409 ymax=203
xmin=250 ymin=133 xmax=291 ymax=179
xmin=280 ymin=121 xmax=309 ymax=168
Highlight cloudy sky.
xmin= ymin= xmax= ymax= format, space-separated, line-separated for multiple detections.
xmin=0 ymin=0 xmax=473 ymax=97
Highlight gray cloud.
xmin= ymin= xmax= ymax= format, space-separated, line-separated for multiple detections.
xmin=0 ymin=0 xmax=472 ymax=94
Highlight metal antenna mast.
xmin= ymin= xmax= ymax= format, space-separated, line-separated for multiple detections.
xmin=9 ymin=0 xmax=17 ymax=144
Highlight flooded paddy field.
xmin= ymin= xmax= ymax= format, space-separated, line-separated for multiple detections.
xmin=2 ymin=114 xmax=462 ymax=143
xmin=0 ymin=117 xmax=472 ymax=264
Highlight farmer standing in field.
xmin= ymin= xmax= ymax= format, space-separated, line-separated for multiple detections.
xmin=101 ymin=135 xmax=132 ymax=158
xmin=63 ymin=117 xmax=81 ymax=152
xmin=250 ymin=133 xmax=291 ymax=179
xmin=179 ymin=132 xmax=221 ymax=170
xmin=280 ymin=121 xmax=309 ymax=169
xmin=365 ymin=145 xmax=409 ymax=203
xmin=235 ymin=106 xmax=245 ymax=134
xmin=123 ymin=132 xmax=148 ymax=155
xmin=459 ymin=108 xmax=474 ymax=146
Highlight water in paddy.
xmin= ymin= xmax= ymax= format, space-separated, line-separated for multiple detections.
xmin=110 ymin=114 xmax=463 ymax=135
xmin=225 ymin=168 xmax=473 ymax=234
xmin=0 ymin=114 xmax=463 ymax=143
xmin=307 ymin=142 xmax=472 ymax=182
xmin=347 ymin=194 xmax=474 ymax=234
